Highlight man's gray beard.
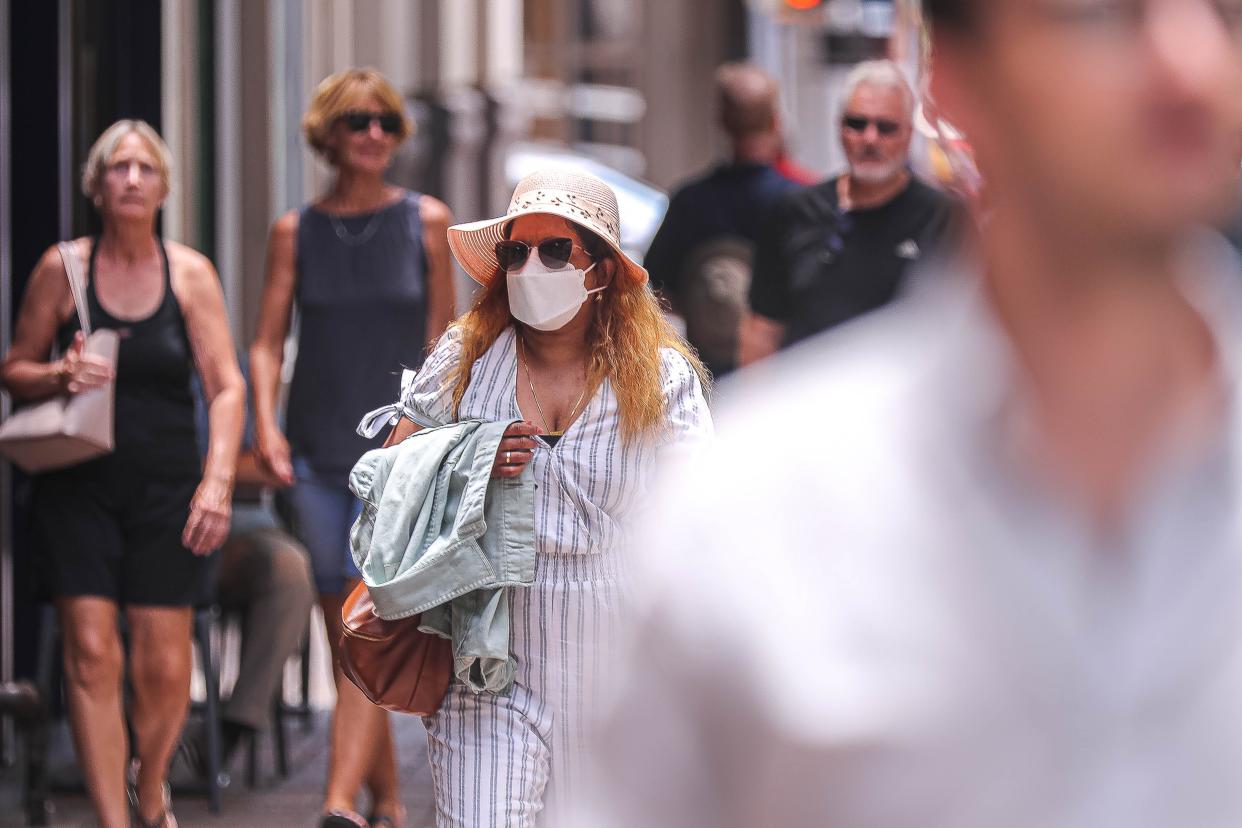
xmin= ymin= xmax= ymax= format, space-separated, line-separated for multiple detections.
xmin=849 ymin=159 xmax=906 ymax=186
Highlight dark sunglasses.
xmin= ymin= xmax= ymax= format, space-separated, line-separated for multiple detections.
xmin=495 ymin=237 xmax=586 ymax=272
xmin=842 ymin=115 xmax=902 ymax=137
xmin=339 ymin=110 xmax=403 ymax=134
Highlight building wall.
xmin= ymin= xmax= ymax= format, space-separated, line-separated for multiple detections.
xmin=239 ymin=2 xmax=274 ymax=345
xmin=162 ymin=0 xmax=744 ymax=342
xmin=639 ymin=0 xmax=740 ymax=190
xmin=2 ymin=0 xmax=168 ymax=692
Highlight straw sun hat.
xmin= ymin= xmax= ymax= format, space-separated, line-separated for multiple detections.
xmin=447 ymin=168 xmax=649 ymax=287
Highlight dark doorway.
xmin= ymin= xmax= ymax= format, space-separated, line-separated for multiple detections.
xmin=5 ymin=0 xmax=163 ymax=683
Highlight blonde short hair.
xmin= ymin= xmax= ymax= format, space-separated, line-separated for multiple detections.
xmin=301 ymin=68 xmax=413 ymax=160
xmin=715 ymin=62 xmax=779 ymax=137
xmin=81 ymin=119 xmax=173 ymax=199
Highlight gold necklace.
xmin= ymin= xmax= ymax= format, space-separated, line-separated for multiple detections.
xmin=518 ymin=335 xmax=588 ymax=436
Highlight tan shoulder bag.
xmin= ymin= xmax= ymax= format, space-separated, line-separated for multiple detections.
xmin=0 ymin=241 xmax=119 ymax=473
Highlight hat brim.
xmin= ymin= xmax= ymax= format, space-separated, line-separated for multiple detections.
xmin=447 ymin=207 xmax=649 ymax=287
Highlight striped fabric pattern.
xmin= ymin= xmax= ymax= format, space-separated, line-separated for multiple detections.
xmin=407 ymin=326 xmax=712 ymax=826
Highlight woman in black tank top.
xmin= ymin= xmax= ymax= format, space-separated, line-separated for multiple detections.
xmin=1 ymin=120 xmax=244 ymax=828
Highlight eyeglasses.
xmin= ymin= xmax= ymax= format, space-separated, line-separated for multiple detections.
xmin=338 ymin=110 xmax=403 ymax=134
xmin=841 ymin=115 xmax=902 ymax=137
xmin=495 ymin=237 xmax=584 ymax=272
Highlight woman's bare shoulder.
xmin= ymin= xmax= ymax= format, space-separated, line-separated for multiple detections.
xmin=271 ymin=208 xmax=301 ymax=239
xmin=164 ymin=240 xmax=217 ymax=281
xmin=419 ymin=195 xmax=453 ymax=228
xmin=164 ymin=242 xmax=228 ymax=318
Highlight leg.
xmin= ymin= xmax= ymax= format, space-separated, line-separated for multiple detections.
xmin=31 ymin=467 xmax=128 ymax=825
xmin=217 ymin=529 xmax=315 ymax=736
xmin=334 ymin=500 xmax=400 ymax=815
xmin=57 ymin=597 xmax=129 ymax=828
xmin=424 ymin=683 xmax=552 ymax=828
xmin=364 ymin=715 xmax=402 ymax=822
xmin=126 ymin=605 xmax=193 ymax=824
xmin=320 ymin=586 xmax=399 ymax=816
xmin=288 ymin=460 xmax=398 ymax=817
xmin=117 ymin=473 xmax=213 ymax=819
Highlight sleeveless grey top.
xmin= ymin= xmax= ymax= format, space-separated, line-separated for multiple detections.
xmin=288 ymin=191 xmax=428 ymax=474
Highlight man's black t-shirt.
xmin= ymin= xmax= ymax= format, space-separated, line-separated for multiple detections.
xmin=750 ymin=175 xmax=957 ymax=347
xmin=647 ymin=162 xmax=801 ymax=299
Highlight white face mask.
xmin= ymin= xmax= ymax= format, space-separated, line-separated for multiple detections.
xmin=507 ymin=257 xmax=603 ymax=331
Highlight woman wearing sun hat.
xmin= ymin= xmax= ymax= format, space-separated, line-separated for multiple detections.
xmin=380 ymin=168 xmax=714 ymax=825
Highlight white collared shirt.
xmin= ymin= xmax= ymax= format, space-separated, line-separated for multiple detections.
xmin=581 ymin=238 xmax=1242 ymax=828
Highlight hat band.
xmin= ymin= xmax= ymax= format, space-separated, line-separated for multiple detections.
xmin=507 ymin=187 xmax=621 ymax=244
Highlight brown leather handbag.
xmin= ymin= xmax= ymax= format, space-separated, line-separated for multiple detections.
xmin=339 ymin=580 xmax=453 ymax=715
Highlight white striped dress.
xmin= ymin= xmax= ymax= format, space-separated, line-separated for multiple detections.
xmin=401 ymin=325 xmax=713 ymax=827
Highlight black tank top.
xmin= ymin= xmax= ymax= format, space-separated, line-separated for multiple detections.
xmin=57 ymin=238 xmax=201 ymax=476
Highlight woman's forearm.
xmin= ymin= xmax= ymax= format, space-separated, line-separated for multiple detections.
xmin=249 ymin=343 xmax=284 ymax=435
xmin=384 ymin=415 xmax=422 ymax=447
xmin=202 ymin=384 xmax=245 ymax=484
xmin=1 ymin=357 xmax=66 ymax=402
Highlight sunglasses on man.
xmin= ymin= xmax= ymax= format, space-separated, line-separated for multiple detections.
xmin=841 ymin=115 xmax=902 ymax=137
xmin=495 ymin=237 xmax=590 ymax=272
xmin=338 ymin=110 xmax=403 ymax=134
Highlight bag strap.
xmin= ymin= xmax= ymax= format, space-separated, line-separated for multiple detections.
xmin=56 ymin=241 xmax=91 ymax=337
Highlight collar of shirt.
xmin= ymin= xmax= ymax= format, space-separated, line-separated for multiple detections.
xmin=921 ymin=230 xmax=1242 ymax=543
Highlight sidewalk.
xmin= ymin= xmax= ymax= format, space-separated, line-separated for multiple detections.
xmin=0 ymin=710 xmax=437 ymax=828
xmin=0 ymin=611 xmax=438 ymax=827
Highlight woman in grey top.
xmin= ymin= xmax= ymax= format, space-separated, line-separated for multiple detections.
xmin=250 ymin=68 xmax=455 ymax=828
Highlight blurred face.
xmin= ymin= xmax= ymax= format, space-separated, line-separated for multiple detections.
xmin=326 ymin=94 xmax=401 ymax=174
xmin=840 ymin=84 xmax=914 ymax=184
xmin=937 ymin=0 xmax=1242 ymax=240
xmin=96 ymin=131 xmax=165 ymax=222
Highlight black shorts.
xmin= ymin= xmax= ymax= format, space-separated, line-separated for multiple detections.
xmin=31 ymin=458 xmax=216 ymax=606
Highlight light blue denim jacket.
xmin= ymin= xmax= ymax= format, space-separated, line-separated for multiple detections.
xmin=347 ymin=418 xmax=536 ymax=694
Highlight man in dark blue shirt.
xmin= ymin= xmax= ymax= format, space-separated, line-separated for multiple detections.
xmin=645 ymin=62 xmax=806 ymax=379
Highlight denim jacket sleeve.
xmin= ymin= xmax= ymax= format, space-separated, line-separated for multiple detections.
xmin=348 ymin=417 xmax=538 ymax=694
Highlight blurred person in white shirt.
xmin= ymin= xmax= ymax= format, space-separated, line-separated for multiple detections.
xmin=579 ymin=1 xmax=1242 ymax=827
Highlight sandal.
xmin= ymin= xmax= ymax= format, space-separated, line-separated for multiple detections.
xmin=126 ymin=762 xmax=177 ymax=828
xmin=319 ymin=810 xmax=370 ymax=828
xmin=368 ymin=806 xmax=406 ymax=828
xmin=128 ymin=782 xmax=177 ymax=827
xmin=132 ymin=807 xmax=178 ymax=828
